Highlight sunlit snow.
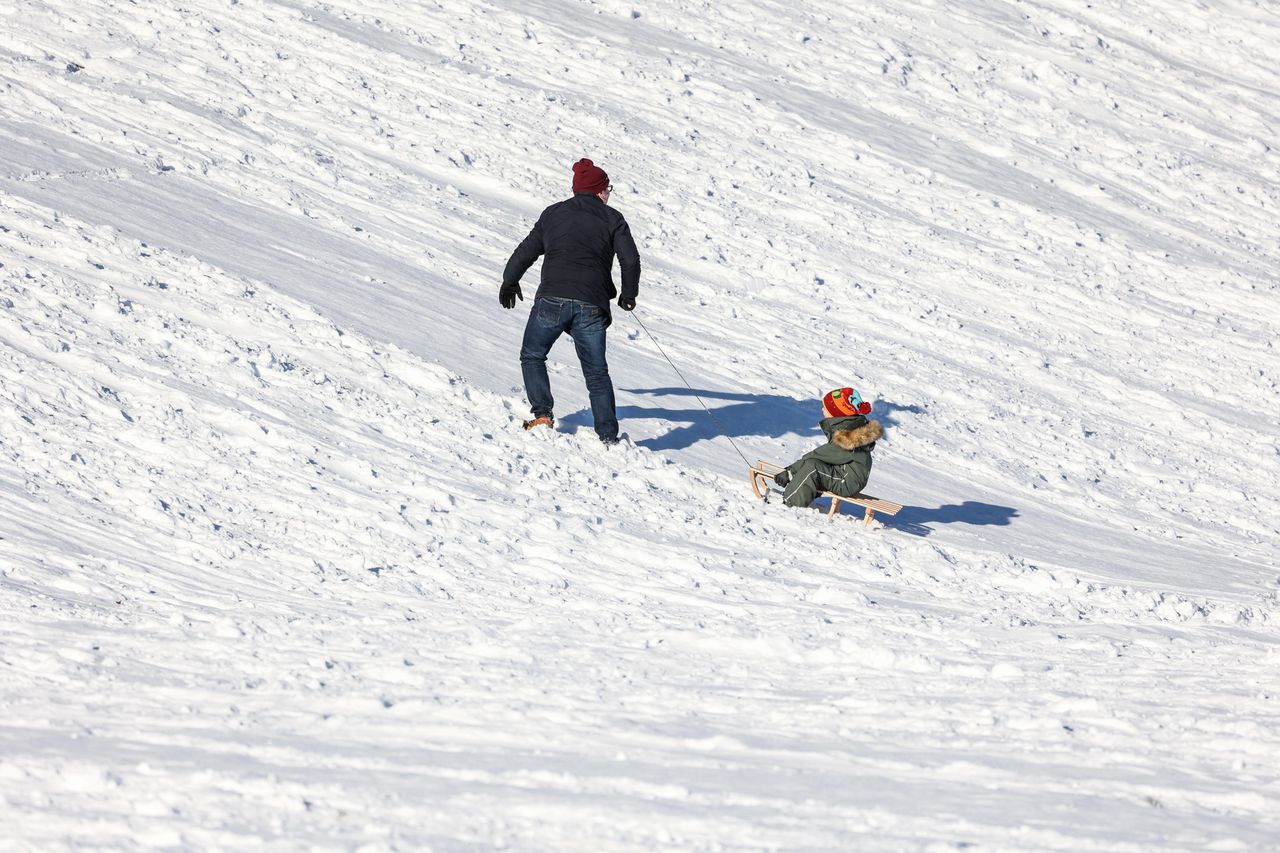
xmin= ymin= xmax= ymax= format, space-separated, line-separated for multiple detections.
xmin=2 ymin=0 xmax=1278 ymax=848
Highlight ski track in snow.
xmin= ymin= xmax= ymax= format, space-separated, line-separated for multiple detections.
xmin=1 ymin=0 xmax=1279 ymax=849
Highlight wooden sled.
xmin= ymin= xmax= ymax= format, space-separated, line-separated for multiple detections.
xmin=749 ymin=460 xmax=902 ymax=526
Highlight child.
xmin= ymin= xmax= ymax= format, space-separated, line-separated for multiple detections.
xmin=774 ymin=388 xmax=883 ymax=508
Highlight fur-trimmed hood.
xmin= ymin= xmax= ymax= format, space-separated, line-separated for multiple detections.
xmin=833 ymin=419 xmax=883 ymax=451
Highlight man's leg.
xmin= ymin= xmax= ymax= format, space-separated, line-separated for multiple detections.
xmin=520 ymin=299 xmax=566 ymax=420
xmin=568 ymin=305 xmax=619 ymax=442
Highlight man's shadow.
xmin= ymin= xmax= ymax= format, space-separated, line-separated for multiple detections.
xmin=561 ymin=387 xmax=923 ymax=452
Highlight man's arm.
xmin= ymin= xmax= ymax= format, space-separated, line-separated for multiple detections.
xmin=613 ymin=218 xmax=641 ymax=303
xmin=503 ymin=219 xmax=544 ymax=287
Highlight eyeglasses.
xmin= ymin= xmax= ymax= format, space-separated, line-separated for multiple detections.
xmin=605 ymin=184 xmax=613 ymax=193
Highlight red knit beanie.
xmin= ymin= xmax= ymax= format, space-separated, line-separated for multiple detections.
xmin=572 ymin=158 xmax=609 ymax=194
xmin=822 ymin=387 xmax=872 ymax=418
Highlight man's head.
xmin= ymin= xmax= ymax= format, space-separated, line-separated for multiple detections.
xmin=572 ymin=158 xmax=610 ymax=199
xmin=822 ymin=387 xmax=872 ymax=418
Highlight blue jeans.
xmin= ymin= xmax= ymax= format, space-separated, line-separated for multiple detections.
xmin=520 ymin=298 xmax=618 ymax=441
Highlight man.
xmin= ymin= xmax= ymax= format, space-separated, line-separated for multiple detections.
xmin=500 ymin=158 xmax=641 ymax=445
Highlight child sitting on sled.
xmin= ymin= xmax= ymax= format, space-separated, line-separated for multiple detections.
xmin=773 ymin=388 xmax=883 ymax=508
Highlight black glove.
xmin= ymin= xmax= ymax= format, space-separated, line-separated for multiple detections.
xmin=617 ymin=295 xmax=636 ymax=311
xmin=774 ymin=468 xmax=790 ymax=488
xmin=499 ymin=282 xmax=523 ymax=309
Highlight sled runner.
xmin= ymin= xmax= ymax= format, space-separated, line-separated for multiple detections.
xmin=749 ymin=460 xmax=902 ymax=525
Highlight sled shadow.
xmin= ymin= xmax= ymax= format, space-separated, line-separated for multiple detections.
xmin=561 ymin=388 xmax=924 ymax=452
xmin=880 ymin=501 xmax=1020 ymax=537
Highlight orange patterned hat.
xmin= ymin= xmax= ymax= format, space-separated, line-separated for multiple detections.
xmin=822 ymin=387 xmax=871 ymax=417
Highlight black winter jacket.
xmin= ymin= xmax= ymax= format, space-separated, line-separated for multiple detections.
xmin=503 ymin=193 xmax=641 ymax=315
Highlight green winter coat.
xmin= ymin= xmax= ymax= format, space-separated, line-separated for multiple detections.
xmin=781 ymin=415 xmax=883 ymax=507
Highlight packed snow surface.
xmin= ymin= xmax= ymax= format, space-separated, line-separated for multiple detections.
xmin=2 ymin=0 xmax=1278 ymax=849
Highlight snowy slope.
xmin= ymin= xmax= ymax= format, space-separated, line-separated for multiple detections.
xmin=3 ymin=0 xmax=1279 ymax=849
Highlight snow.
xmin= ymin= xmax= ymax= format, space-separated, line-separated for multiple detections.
xmin=2 ymin=0 xmax=1278 ymax=848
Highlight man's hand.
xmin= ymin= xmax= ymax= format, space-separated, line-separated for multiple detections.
xmin=499 ymin=282 xmax=523 ymax=309
xmin=773 ymin=468 xmax=791 ymax=488
xmin=617 ymin=295 xmax=636 ymax=311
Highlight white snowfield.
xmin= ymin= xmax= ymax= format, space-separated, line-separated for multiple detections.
xmin=2 ymin=0 xmax=1278 ymax=848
